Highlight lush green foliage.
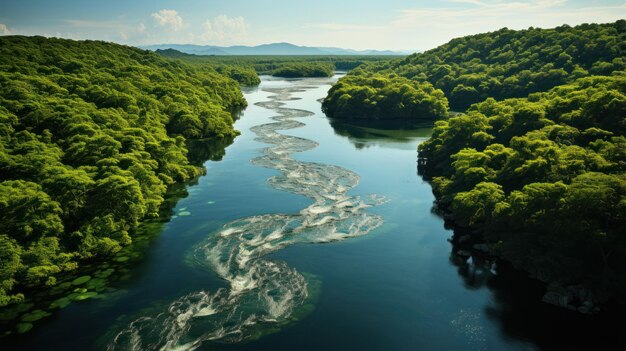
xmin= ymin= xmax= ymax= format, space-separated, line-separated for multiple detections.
xmin=212 ymin=64 xmax=261 ymax=86
xmin=156 ymin=49 xmax=261 ymax=85
xmin=269 ymin=62 xmax=334 ymax=78
xmin=322 ymin=74 xmax=448 ymax=119
xmin=0 ymin=36 xmax=246 ymax=306
xmin=328 ymin=20 xmax=625 ymax=116
xmin=178 ymin=54 xmax=399 ymax=74
xmin=418 ymin=75 xmax=626 ymax=294
xmin=323 ymin=21 xmax=626 ymax=298
xmin=155 ymin=49 xmax=398 ymax=78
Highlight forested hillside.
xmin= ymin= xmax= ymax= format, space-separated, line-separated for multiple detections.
xmin=323 ymin=20 xmax=626 ymax=308
xmin=418 ymin=76 xmax=626 ymax=303
xmin=324 ymin=20 xmax=625 ymax=117
xmin=403 ymin=21 xmax=626 ymax=308
xmin=0 ymin=36 xmax=246 ymax=306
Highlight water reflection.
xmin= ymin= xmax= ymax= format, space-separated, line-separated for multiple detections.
xmin=458 ymin=252 xmax=626 ymax=350
xmin=324 ymin=117 xmax=626 ymax=350
xmin=444 ymin=193 xmax=626 ymax=349
xmin=0 ymin=134 xmax=234 ymax=342
xmin=327 ymin=118 xmax=432 ymax=150
xmin=106 ymin=82 xmax=386 ymax=351
xmin=186 ymin=137 xmax=235 ymax=166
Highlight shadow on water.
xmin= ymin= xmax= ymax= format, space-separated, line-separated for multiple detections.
xmin=187 ymin=137 xmax=235 ymax=166
xmin=449 ymin=244 xmax=626 ymax=350
xmin=327 ymin=118 xmax=433 ymax=150
xmin=185 ymin=104 xmax=244 ymax=167
xmin=0 ymin=136 xmax=234 ymax=342
xmin=330 ymin=117 xmax=626 ymax=350
xmin=104 ymin=82 xmax=387 ymax=350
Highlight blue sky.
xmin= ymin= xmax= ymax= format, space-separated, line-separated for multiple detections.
xmin=0 ymin=0 xmax=624 ymax=51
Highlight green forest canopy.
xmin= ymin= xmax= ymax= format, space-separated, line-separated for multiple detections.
xmin=322 ymin=74 xmax=448 ymax=120
xmin=324 ymin=20 xmax=625 ymax=118
xmin=400 ymin=22 xmax=626 ymax=302
xmin=418 ymin=75 xmax=626 ymax=297
xmin=0 ymin=36 xmax=246 ymax=306
xmin=155 ymin=49 xmax=399 ymax=80
xmin=323 ymin=20 xmax=626 ymax=302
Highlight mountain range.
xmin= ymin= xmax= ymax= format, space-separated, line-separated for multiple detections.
xmin=140 ymin=42 xmax=409 ymax=56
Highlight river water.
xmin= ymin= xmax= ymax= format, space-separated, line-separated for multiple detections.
xmin=5 ymin=75 xmax=623 ymax=350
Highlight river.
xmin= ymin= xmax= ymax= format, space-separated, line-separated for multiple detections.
xmin=4 ymin=74 xmax=623 ymax=350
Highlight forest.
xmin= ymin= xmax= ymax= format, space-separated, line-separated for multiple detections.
xmin=0 ymin=36 xmax=247 ymax=307
xmin=155 ymin=49 xmax=261 ymax=85
xmin=155 ymin=49 xmax=396 ymax=79
xmin=322 ymin=74 xmax=448 ymax=120
xmin=325 ymin=21 xmax=625 ymax=114
xmin=418 ymin=76 xmax=626 ymax=300
xmin=383 ymin=20 xmax=625 ymax=305
xmin=1 ymin=18 xmax=624 ymax=340
xmin=268 ymin=62 xmax=334 ymax=78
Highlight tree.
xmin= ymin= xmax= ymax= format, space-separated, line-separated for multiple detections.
xmin=452 ymin=182 xmax=505 ymax=227
xmin=0 ymin=35 xmax=248 ymax=308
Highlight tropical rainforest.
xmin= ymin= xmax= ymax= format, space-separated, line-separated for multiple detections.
xmin=155 ymin=49 xmax=262 ymax=85
xmin=323 ymin=20 xmax=626 ymax=305
xmin=322 ymin=74 xmax=448 ymax=120
xmin=419 ymin=75 xmax=626 ymax=300
xmin=1 ymin=18 xmax=625 ymax=342
xmin=0 ymin=36 xmax=246 ymax=308
xmin=325 ymin=21 xmax=625 ymax=115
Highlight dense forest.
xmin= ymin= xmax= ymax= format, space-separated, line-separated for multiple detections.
xmin=322 ymin=74 xmax=448 ymax=120
xmin=268 ymin=62 xmax=334 ymax=78
xmin=323 ymin=20 xmax=626 ymax=308
xmin=0 ymin=36 xmax=246 ymax=308
xmin=404 ymin=21 xmax=625 ymax=309
xmin=418 ymin=76 xmax=626 ymax=305
xmin=156 ymin=49 xmax=397 ymax=79
xmin=325 ymin=21 xmax=625 ymax=115
xmin=155 ymin=49 xmax=261 ymax=85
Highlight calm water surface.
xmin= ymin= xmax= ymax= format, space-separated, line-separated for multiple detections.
xmin=5 ymin=75 xmax=623 ymax=350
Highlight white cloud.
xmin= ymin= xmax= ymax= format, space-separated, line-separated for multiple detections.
xmin=151 ymin=9 xmax=184 ymax=31
xmin=0 ymin=23 xmax=11 ymax=35
xmin=392 ymin=0 xmax=623 ymax=34
xmin=202 ymin=15 xmax=248 ymax=41
xmin=307 ymin=0 xmax=626 ymax=51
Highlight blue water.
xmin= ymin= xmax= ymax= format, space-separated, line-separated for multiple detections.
xmin=5 ymin=74 xmax=621 ymax=351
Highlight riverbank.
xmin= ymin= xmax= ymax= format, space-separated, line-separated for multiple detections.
xmin=3 ymin=75 xmax=624 ymax=350
xmin=0 ymin=137 xmax=235 ymax=337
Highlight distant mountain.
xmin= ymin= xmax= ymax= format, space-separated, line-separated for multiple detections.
xmin=140 ymin=42 xmax=408 ymax=56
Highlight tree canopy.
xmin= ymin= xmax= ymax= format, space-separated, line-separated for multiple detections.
xmin=0 ymin=36 xmax=246 ymax=306
xmin=418 ymin=75 xmax=626 ymax=296
xmin=326 ymin=20 xmax=625 ymax=116
xmin=322 ymin=74 xmax=448 ymax=120
xmin=269 ymin=62 xmax=334 ymax=78
xmin=155 ymin=49 xmax=397 ymax=79
xmin=323 ymin=19 xmax=626 ymax=303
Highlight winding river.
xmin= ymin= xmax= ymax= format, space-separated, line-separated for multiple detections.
xmin=5 ymin=75 xmax=623 ymax=350
xmin=108 ymin=79 xmax=387 ymax=350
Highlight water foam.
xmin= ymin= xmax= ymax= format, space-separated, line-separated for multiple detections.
xmin=107 ymin=81 xmax=387 ymax=350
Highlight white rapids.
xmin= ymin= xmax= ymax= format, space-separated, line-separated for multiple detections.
xmin=107 ymin=82 xmax=387 ymax=351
